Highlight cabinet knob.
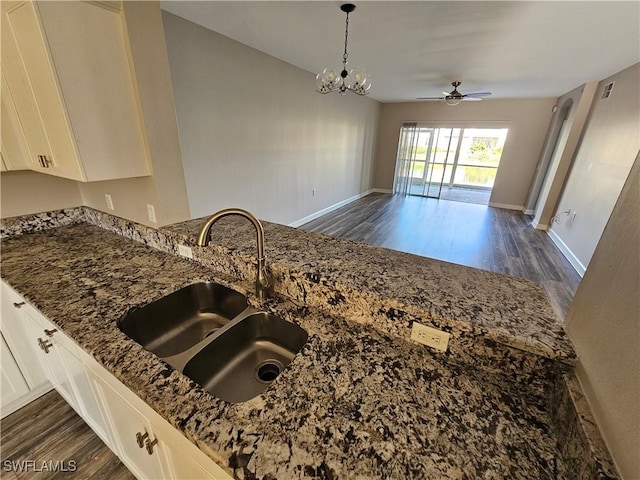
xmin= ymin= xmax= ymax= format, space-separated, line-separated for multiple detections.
xmin=44 ymin=329 xmax=58 ymax=337
xmin=145 ymin=437 xmax=158 ymax=455
xmin=37 ymin=337 xmax=53 ymax=354
xmin=13 ymin=302 xmax=25 ymax=309
xmin=135 ymin=431 xmax=148 ymax=449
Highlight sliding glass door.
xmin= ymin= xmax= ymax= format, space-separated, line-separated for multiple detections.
xmin=393 ymin=125 xmax=508 ymax=200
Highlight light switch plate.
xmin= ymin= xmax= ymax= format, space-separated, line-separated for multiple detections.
xmin=104 ymin=194 xmax=114 ymax=210
xmin=411 ymin=322 xmax=450 ymax=352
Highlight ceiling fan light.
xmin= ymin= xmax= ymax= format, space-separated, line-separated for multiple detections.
xmin=445 ymin=96 xmax=462 ymax=106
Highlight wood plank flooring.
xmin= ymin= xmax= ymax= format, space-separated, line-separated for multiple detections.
xmin=1 ymin=391 xmax=133 ymax=480
xmin=300 ymin=192 xmax=581 ymax=319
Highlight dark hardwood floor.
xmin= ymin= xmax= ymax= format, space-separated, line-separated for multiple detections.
xmin=1 ymin=391 xmax=133 ymax=480
xmin=300 ymin=192 xmax=581 ymax=319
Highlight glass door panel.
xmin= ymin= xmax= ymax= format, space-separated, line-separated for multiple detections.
xmin=408 ymin=128 xmax=434 ymax=196
xmin=425 ymin=128 xmax=460 ymax=198
xmin=450 ymin=128 xmax=508 ymax=189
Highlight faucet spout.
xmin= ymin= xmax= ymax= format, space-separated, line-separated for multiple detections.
xmin=196 ymin=208 xmax=272 ymax=299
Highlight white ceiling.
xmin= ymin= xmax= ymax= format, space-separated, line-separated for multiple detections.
xmin=160 ymin=1 xmax=640 ymax=103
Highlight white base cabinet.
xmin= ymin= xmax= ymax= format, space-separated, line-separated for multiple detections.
xmin=1 ymin=281 xmax=232 ymax=480
xmin=1 ymin=282 xmax=51 ymax=418
xmin=0 ymin=333 xmax=30 ymax=406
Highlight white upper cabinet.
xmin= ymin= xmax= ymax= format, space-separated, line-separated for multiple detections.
xmin=1 ymin=1 xmax=151 ymax=182
xmin=1 ymin=74 xmax=31 ymax=171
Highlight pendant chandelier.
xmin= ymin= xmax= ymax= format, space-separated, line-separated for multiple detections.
xmin=316 ymin=3 xmax=371 ymax=96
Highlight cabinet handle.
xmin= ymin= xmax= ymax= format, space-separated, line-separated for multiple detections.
xmin=37 ymin=155 xmax=51 ymax=168
xmin=13 ymin=302 xmax=25 ymax=308
xmin=135 ymin=431 xmax=148 ymax=448
xmin=37 ymin=337 xmax=53 ymax=354
xmin=145 ymin=437 xmax=158 ymax=455
xmin=44 ymin=329 xmax=58 ymax=337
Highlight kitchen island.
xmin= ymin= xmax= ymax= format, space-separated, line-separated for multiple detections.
xmin=0 ymin=208 xmax=614 ymax=479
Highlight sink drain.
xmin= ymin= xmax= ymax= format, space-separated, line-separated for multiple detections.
xmin=255 ymin=360 xmax=283 ymax=383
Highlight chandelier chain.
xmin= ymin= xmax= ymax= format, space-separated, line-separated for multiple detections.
xmin=342 ymin=12 xmax=350 ymax=69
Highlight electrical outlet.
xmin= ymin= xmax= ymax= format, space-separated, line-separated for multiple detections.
xmin=104 ymin=194 xmax=114 ymax=210
xmin=177 ymin=245 xmax=193 ymax=259
xmin=312 ymin=189 xmax=317 ymax=196
xmin=411 ymin=322 xmax=450 ymax=352
xmin=147 ymin=204 xmax=156 ymax=223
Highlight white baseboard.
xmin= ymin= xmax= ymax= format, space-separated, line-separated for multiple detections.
xmin=370 ymin=188 xmax=393 ymax=194
xmin=1 ymin=383 xmax=53 ymax=419
xmin=488 ymin=202 xmax=525 ymax=211
xmin=523 ymin=209 xmax=535 ymax=215
xmin=531 ymin=219 xmax=548 ymax=230
xmin=547 ymin=228 xmax=586 ymax=277
xmin=289 ymin=189 xmax=378 ymax=227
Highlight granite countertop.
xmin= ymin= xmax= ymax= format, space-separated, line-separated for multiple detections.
xmin=1 ymin=222 xmax=571 ymax=479
xmin=163 ymin=216 xmax=575 ymax=365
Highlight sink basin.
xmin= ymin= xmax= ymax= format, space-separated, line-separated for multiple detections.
xmin=119 ymin=281 xmax=308 ymax=403
xmin=183 ymin=312 xmax=308 ymax=403
xmin=118 ymin=282 xmax=249 ymax=357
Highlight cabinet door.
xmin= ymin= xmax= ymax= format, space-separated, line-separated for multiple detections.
xmin=23 ymin=314 xmax=79 ymax=410
xmin=71 ymin=350 xmax=112 ymax=446
xmin=91 ymin=373 xmax=167 ymax=480
xmin=0 ymin=333 xmax=30 ymax=408
xmin=2 ymin=0 xmax=83 ymax=180
xmin=1 ymin=75 xmax=31 ymax=171
xmin=0 ymin=283 xmax=49 ymax=390
xmin=37 ymin=1 xmax=150 ymax=181
xmin=161 ymin=436 xmax=233 ymax=480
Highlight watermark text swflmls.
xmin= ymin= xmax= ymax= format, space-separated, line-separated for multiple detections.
xmin=3 ymin=460 xmax=77 ymax=473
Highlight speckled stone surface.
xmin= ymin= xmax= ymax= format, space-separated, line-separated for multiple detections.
xmin=2 ymin=223 xmax=573 ymax=479
xmin=162 ymin=216 xmax=576 ymax=370
xmin=0 ymin=208 xmax=83 ymax=238
xmin=548 ymin=375 xmax=619 ymax=480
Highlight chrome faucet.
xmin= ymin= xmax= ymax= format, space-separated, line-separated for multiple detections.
xmin=196 ymin=208 xmax=272 ymax=299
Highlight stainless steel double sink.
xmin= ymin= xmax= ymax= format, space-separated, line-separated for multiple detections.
xmin=118 ymin=282 xmax=308 ymax=403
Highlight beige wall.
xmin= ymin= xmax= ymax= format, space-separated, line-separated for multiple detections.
xmin=565 ymin=156 xmax=639 ymax=478
xmin=372 ymin=98 xmax=555 ymax=208
xmin=0 ymin=170 xmax=82 ymax=218
xmin=548 ymin=63 xmax=640 ymax=272
xmin=161 ymin=12 xmax=380 ymax=225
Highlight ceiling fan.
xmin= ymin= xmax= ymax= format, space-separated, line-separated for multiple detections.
xmin=418 ymin=81 xmax=492 ymax=106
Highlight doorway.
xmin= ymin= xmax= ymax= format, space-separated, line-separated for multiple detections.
xmin=393 ymin=125 xmax=508 ymax=205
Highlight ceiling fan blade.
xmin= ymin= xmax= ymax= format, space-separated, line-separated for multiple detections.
xmin=464 ymin=92 xmax=492 ymax=98
xmin=463 ymin=97 xmax=483 ymax=102
xmin=417 ymin=97 xmax=444 ymax=100
xmin=442 ymin=91 xmax=452 ymax=96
